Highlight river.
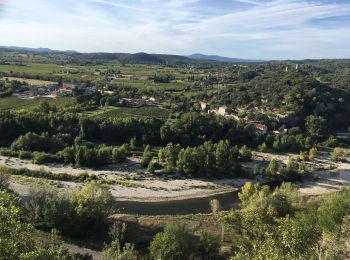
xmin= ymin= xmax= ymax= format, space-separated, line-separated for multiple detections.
xmin=116 ymin=190 xmax=240 ymax=215
xmin=116 ymin=179 xmax=284 ymax=215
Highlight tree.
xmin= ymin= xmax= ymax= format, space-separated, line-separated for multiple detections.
xmin=159 ymin=143 xmax=181 ymax=172
xmin=129 ymin=137 xmax=137 ymax=149
xmin=273 ymin=137 xmax=282 ymax=151
xmin=147 ymin=161 xmax=155 ymax=174
xmin=26 ymin=185 xmax=75 ymax=236
xmin=318 ymin=188 xmax=350 ymax=234
xmin=0 ymin=190 xmax=71 ymax=259
xmin=0 ymin=190 xmax=34 ymax=259
xmin=239 ymin=145 xmax=252 ymax=161
xmin=215 ymin=140 xmax=231 ymax=176
xmin=278 ymin=211 xmax=321 ymax=259
xmin=71 ymin=181 xmax=115 ymax=229
xmin=210 ymin=199 xmax=221 ymax=217
xmin=112 ymin=146 xmax=127 ymax=163
xmin=27 ymin=182 xmax=115 ymax=237
xmin=101 ymin=223 xmax=139 ymax=260
xmin=141 ymin=145 xmax=153 ymax=167
xmin=149 ymin=222 xmax=193 ymax=260
xmin=253 ymin=164 xmax=260 ymax=176
xmin=258 ymin=142 xmax=268 ymax=152
xmin=305 ymin=115 xmax=327 ymax=139
xmin=37 ymin=100 xmax=57 ymax=113
xmin=102 ymin=242 xmax=138 ymax=260
xmin=265 ymin=159 xmax=279 ymax=176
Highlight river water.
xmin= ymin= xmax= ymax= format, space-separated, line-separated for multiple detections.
xmin=116 ymin=190 xmax=240 ymax=215
xmin=116 ymin=180 xmax=283 ymax=215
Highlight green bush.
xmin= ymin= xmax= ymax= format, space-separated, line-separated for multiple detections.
xmin=32 ymin=152 xmax=60 ymax=164
xmin=0 ymin=165 xmax=96 ymax=183
xmin=0 ymin=172 xmax=9 ymax=190
xmin=149 ymin=222 xmax=193 ymax=260
xmin=26 ymin=181 xmax=115 ymax=237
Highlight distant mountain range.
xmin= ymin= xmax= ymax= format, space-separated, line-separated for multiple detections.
xmin=0 ymin=46 xmax=264 ymax=65
xmin=0 ymin=46 xmax=78 ymax=54
xmin=188 ymin=53 xmax=264 ymax=63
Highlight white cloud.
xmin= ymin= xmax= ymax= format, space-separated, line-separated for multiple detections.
xmin=89 ymin=0 xmax=146 ymax=11
xmin=0 ymin=0 xmax=349 ymax=59
xmin=232 ymin=0 xmax=263 ymax=5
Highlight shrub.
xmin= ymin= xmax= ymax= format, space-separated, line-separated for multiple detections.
xmin=239 ymin=145 xmax=252 ymax=161
xmin=318 ymin=188 xmax=350 ymax=234
xmin=112 ymin=147 xmax=127 ymax=164
xmin=18 ymin=150 xmax=33 ymax=159
xmin=265 ymin=159 xmax=279 ymax=176
xmin=0 ymin=172 xmax=9 ymax=189
xmin=26 ymin=182 xmax=115 ymax=237
xmin=308 ymin=147 xmax=317 ymax=160
xmin=198 ymin=232 xmax=220 ymax=260
xmin=11 ymin=132 xmax=66 ymax=153
xmin=258 ymin=142 xmax=268 ymax=152
xmin=332 ymin=147 xmax=349 ymax=162
xmin=71 ymin=181 xmax=116 ymax=231
xmin=147 ymin=161 xmax=155 ymax=174
xmin=322 ymin=136 xmax=338 ymax=147
xmin=0 ymin=165 xmax=94 ymax=183
xmin=32 ymin=152 xmax=60 ymax=164
xmin=149 ymin=222 xmax=193 ymax=260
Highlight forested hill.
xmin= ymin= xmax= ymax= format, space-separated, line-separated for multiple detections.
xmin=0 ymin=47 xmax=214 ymax=65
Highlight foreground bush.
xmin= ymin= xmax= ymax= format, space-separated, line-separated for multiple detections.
xmin=26 ymin=181 xmax=115 ymax=237
xmin=222 ymin=183 xmax=350 ymax=259
xmin=0 ymin=190 xmax=73 ymax=259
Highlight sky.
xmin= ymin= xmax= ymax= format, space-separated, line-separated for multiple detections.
xmin=0 ymin=0 xmax=349 ymax=59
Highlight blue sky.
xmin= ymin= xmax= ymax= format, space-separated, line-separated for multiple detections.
xmin=0 ymin=0 xmax=349 ymax=59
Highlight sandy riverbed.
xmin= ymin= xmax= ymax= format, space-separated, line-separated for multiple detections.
xmin=1 ymin=155 xmax=268 ymax=201
xmin=2 ymin=151 xmax=350 ymax=201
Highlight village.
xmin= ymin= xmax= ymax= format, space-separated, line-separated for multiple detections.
xmin=200 ymin=101 xmax=291 ymax=136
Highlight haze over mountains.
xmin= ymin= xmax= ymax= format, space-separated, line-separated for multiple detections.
xmin=0 ymin=46 xmax=263 ymax=64
xmin=188 ymin=54 xmax=263 ymax=63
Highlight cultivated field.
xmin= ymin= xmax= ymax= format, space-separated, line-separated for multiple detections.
xmin=1 ymin=77 xmax=57 ymax=86
xmin=0 ymin=96 xmax=76 ymax=111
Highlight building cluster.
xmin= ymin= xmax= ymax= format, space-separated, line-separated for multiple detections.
xmin=12 ymin=82 xmax=96 ymax=99
xmin=201 ymin=101 xmax=288 ymax=136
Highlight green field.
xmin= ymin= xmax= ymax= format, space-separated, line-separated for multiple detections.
xmin=0 ymin=63 xmax=196 ymax=91
xmin=87 ymin=106 xmax=170 ymax=119
xmin=0 ymin=97 xmax=76 ymax=111
xmin=0 ymin=63 xmax=60 ymax=74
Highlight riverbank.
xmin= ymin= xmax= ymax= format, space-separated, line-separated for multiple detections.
xmin=1 ymin=154 xmax=268 ymax=202
xmin=2 ymin=150 xmax=350 ymax=204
